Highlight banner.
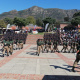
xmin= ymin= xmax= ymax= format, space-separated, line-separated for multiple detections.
xmin=45 ymin=23 xmax=49 ymax=31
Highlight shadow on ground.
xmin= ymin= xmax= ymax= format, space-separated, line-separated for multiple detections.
xmin=26 ymin=51 xmax=37 ymax=55
xmin=42 ymin=75 xmax=80 ymax=80
xmin=50 ymin=65 xmax=80 ymax=72
xmin=50 ymin=65 xmax=71 ymax=72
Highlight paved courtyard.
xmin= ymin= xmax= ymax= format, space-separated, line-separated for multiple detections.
xmin=0 ymin=44 xmax=80 ymax=80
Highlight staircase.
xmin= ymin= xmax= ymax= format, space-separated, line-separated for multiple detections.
xmin=26 ymin=34 xmax=43 ymax=44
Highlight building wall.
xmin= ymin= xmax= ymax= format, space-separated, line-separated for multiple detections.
xmin=60 ymin=24 xmax=69 ymax=29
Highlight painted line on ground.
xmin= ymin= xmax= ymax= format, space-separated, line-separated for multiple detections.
xmin=0 ymin=44 xmax=31 ymax=67
xmin=55 ymin=52 xmax=80 ymax=74
xmin=0 ymin=73 xmax=44 ymax=80
xmin=16 ymin=56 xmax=61 ymax=59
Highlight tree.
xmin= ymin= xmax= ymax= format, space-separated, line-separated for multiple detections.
xmin=13 ymin=17 xmax=26 ymax=28
xmin=64 ymin=24 xmax=75 ymax=31
xmin=55 ymin=21 xmax=60 ymax=28
xmin=73 ymin=12 xmax=80 ymax=18
xmin=64 ymin=17 xmax=69 ymax=22
xmin=43 ymin=17 xmax=56 ymax=31
xmin=43 ymin=17 xmax=56 ymax=25
xmin=71 ymin=16 xmax=80 ymax=26
xmin=36 ymin=18 xmax=43 ymax=26
xmin=0 ymin=20 xmax=6 ymax=28
xmin=26 ymin=16 xmax=36 ymax=25
xmin=3 ymin=17 xmax=13 ymax=25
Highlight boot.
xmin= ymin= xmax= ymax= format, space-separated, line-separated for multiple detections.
xmin=51 ymin=50 xmax=53 ymax=53
xmin=36 ymin=52 xmax=38 ymax=55
xmin=38 ymin=54 xmax=39 ymax=56
xmin=47 ymin=50 xmax=48 ymax=53
xmin=7 ymin=54 xmax=9 ymax=57
xmin=2 ymin=54 xmax=4 ymax=57
xmin=10 ymin=52 xmax=12 ymax=55
xmin=71 ymin=67 xmax=75 ymax=72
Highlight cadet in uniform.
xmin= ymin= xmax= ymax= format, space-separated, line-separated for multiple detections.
xmin=44 ymin=40 xmax=48 ymax=52
xmin=19 ymin=39 xmax=23 ymax=49
xmin=76 ymin=40 xmax=79 ymax=51
xmin=16 ymin=39 xmax=20 ymax=49
xmin=61 ymin=40 xmax=68 ymax=53
xmin=72 ymin=42 xmax=80 ymax=72
xmin=52 ymin=40 xmax=59 ymax=53
xmin=37 ymin=39 xmax=42 ymax=56
xmin=41 ymin=39 xmax=44 ymax=53
xmin=69 ymin=41 xmax=76 ymax=53
xmin=47 ymin=40 xmax=52 ymax=53
xmin=9 ymin=38 xmax=13 ymax=55
xmin=2 ymin=39 xmax=10 ymax=57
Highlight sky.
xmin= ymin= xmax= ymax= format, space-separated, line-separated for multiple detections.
xmin=0 ymin=0 xmax=80 ymax=14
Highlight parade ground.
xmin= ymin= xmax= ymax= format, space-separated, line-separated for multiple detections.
xmin=0 ymin=43 xmax=80 ymax=80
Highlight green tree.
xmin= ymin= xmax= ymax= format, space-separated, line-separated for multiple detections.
xmin=3 ymin=17 xmax=13 ymax=25
xmin=36 ymin=18 xmax=43 ymax=26
xmin=43 ymin=17 xmax=56 ymax=31
xmin=64 ymin=17 xmax=69 ymax=22
xmin=13 ymin=17 xmax=26 ymax=28
xmin=0 ymin=20 xmax=6 ymax=28
xmin=26 ymin=16 xmax=36 ymax=25
xmin=43 ymin=17 xmax=56 ymax=26
xmin=71 ymin=16 xmax=80 ymax=26
xmin=73 ymin=12 xmax=80 ymax=18
xmin=55 ymin=21 xmax=60 ymax=28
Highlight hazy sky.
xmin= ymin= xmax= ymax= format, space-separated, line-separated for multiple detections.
xmin=0 ymin=0 xmax=80 ymax=14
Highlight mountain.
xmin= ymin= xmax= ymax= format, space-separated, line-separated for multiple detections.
xmin=0 ymin=6 xmax=80 ymax=21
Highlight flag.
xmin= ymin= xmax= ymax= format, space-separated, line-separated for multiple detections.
xmin=34 ymin=25 xmax=36 ymax=29
xmin=45 ymin=23 xmax=49 ymax=31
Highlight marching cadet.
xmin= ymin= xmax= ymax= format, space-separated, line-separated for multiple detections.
xmin=72 ymin=42 xmax=80 ymax=72
xmin=75 ymin=41 xmax=79 ymax=51
xmin=2 ymin=38 xmax=10 ymax=57
xmin=9 ymin=38 xmax=13 ymax=55
xmin=13 ymin=39 xmax=17 ymax=50
xmin=13 ymin=38 xmax=18 ymax=50
xmin=69 ymin=40 xmax=76 ymax=53
xmin=61 ymin=40 xmax=68 ymax=53
xmin=36 ymin=39 xmax=39 ymax=50
xmin=37 ymin=39 xmax=42 ymax=56
xmin=44 ymin=39 xmax=48 ymax=52
xmin=47 ymin=40 xmax=52 ymax=53
xmin=41 ymin=39 xmax=44 ymax=53
xmin=52 ymin=40 xmax=59 ymax=53
xmin=19 ymin=39 xmax=23 ymax=49
xmin=16 ymin=39 xmax=20 ymax=50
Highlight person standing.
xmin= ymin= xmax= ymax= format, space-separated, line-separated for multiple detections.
xmin=19 ymin=39 xmax=23 ymax=49
xmin=41 ymin=39 xmax=44 ymax=53
xmin=53 ymin=40 xmax=59 ymax=53
xmin=47 ymin=40 xmax=52 ymax=53
xmin=9 ymin=38 xmax=13 ymax=55
xmin=72 ymin=42 xmax=80 ymax=72
xmin=37 ymin=39 xmax=42 ymax=56
xmin=2 ymin=39 xmax=10 ymax=57
xmin=61 ymin=40 xmax=68 ymax=53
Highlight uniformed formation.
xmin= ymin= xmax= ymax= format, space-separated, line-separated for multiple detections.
xmin=36 ymin=31 xmax=60 ymax=56
xmin=36 ymin=38 xmax=59 ymax=56
xmin=36 ymin=30 xmax=80 ymax=55
xmin=44 ymin=30 xmax=60 ymax=44
xmin=1 ymin=30 xmax=27 ymax=57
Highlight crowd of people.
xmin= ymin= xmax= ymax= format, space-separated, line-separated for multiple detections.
xmin=0 ymin=30 xmax=27 ymax=57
